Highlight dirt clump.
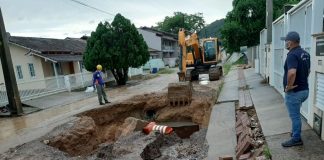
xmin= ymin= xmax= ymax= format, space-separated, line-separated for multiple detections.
xmin=49 ymin=116 xmax=99 ymax=156
xmin=115 ymin=117 xmax=149 ymax=138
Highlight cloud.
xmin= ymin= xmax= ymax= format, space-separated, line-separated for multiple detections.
xmin=1 ymin=0 xmax=233 ymax=38
xmin=76 ymin=30 xmax=92 ymax=35
xmin=89 ymin=20 xmax=95 ymax=24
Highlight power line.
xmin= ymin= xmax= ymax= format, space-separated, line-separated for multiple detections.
xmin=69 ymin=0 xmax=115 ymax=16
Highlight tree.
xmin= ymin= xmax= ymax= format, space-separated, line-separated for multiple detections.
xmin=221 ymin=0 xmax=266 ymax=53
xmin=155 ymin=12 xmax=205 ymax=34
xmin=83 ymin=13 xmax=150 ymax=85
xmin=221 ymin=21 xmax=247 ymax=53
xmin=273 ymin=0 xmax=301 ymax=19
xmin=221 ymin=0 xmax=300 ymax=53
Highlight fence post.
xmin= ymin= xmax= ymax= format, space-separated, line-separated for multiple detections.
xmin=64 ymin=75 xmax=71 ymax=92
xmin=52 ymin=63 xmax=61 ymax=88
xmin=80 ymin=72 xmax=85 ymax=87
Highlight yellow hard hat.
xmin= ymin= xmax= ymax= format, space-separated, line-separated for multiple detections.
xmin=96 ymin=64 xmax=102 ymax=70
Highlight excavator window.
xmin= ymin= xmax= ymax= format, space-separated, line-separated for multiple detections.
xmin=203 ymin=41 xmax=217 ymax=62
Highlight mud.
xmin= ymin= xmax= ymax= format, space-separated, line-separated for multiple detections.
xmin=0 ymin=80 xmax=222 ymax=160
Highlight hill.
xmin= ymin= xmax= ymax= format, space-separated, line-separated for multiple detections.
xmin=198 ymin=19 xmax=224 ymax=38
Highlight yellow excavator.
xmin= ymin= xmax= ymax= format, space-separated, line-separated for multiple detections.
xmin=177 ymin=28 xmax=222 ymax=81
xmin=167 ymin=28 xmax=223 ymax=106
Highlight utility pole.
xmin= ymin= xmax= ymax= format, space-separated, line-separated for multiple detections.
xmin=0 ymin=8 xmax=23 ymax=115
xmin=266 ymin=0 xmax=273 ymax=43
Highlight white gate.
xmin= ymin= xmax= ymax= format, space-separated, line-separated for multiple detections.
xmin=288 ymin=2 xmax=313 ymax=120
xmin=259 ymin=29 xmax=267 ymax=78
xmin=272 ymin=17 xmax=285 ymax=96
xmin=0 ymin=72 xmax=105 ymax=107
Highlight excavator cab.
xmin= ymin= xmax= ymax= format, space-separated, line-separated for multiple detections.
xmin=203 ymin=40 xmax=217 ymax=62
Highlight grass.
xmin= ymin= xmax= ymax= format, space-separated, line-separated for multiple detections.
xmin=216 ymin=81 xmax=225 ymax=100
xmin=158 ymin=68 xmax=175 ymax=74
xmin=233 ymin=56 xmax=245 ymax=65
xmin=264 ymin=146 xmax=272 ymax=160
xmin=223 ymin=63 xmax=232 ymax=76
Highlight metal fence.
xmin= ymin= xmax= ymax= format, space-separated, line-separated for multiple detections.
xmin=259 ymin=29 xmax=267 ymax=78
xmin=0 ymin=72 xmax=111 ymax=107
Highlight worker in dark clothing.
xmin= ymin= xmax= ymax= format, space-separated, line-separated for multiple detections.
xmin=93 ymin=64 xmax=110 ymax=105
xmin=281 ymin=31 xmax=310 ymax=147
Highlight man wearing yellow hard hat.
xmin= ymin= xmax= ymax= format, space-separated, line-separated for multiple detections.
xmin=93 ymin=64 xmax=110 ymax=105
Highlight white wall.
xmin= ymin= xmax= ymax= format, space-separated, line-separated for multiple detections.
xmin=309 ymin=0 xmax=324 ymax=139
xmin=259 ymin=29 xmax=267 ymax=78
xmin=0 ymin=44 xmax=46 ymax=90
xmin=137 ymin=29 xmax=162 ymax=51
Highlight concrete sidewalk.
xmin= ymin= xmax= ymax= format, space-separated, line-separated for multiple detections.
xmin=207 ymin=67 xmax=324 ymax=160
xmin=206 ymin=68 xmax=239 ymax=159
xmin=24 ymin=91 xmax=96 ymax=110
xmin=206 ymin=102 xmax=236 ymax=159
xmin=244 ymin=68 xmax=324 ymax=160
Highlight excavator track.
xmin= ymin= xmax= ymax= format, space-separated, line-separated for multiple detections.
xmin=209 ymin=67 xmax=221 ymax=81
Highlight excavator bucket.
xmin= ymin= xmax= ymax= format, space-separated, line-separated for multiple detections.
xmin=168 ymin=82 xmax=192 ymax=106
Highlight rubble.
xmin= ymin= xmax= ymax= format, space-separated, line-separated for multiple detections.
xmin=235 ymin=68 xmax=267 ymax=159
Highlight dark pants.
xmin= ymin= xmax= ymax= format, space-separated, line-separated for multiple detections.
xmin=96 ymin=84 xmax=108 ymax=103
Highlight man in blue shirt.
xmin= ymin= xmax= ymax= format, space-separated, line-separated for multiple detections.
xmin=93 ymin=64 xmax=110 ymax=105
xmin=281 ymin=31 xmax=310 ymax=147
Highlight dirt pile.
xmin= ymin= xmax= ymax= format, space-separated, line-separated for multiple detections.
xmin=90 ymin=130 xmax=208 ymax=160
xmin=48 ymin=116 xmax=99 ymax=156
xmin=113 ymin=132 xmax=165 ymax=160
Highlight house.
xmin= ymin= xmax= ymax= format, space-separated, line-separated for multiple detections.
xmin=0 ymin=36 xmax=87 ymax=89
xmin=138 ymin=27 xmax=180 ymax=67
xmin=0 ymin=34 xmax=150 ymax=106
xmin=148 ymin=47 xmax=162 ymax=59
xmin=0 ymin=35 xmax=94 ymax=106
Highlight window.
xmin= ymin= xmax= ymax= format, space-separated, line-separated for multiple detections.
xmin=54 ymin=63 xmax=63 ymax=75
xmin=16 ymin=65 xmax=23 ymax=79
xmin=28 ymin=63 xmax=36 ymax=77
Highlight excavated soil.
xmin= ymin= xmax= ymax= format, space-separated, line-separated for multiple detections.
xmin=0 ymin=80 xmax=222 ymax=160
xmin=48 ymin=83 xmax=219 ymax=158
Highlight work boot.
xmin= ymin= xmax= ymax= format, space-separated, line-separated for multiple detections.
xmin=281 ymin=138 xmax=303 ymax=147
xmin=99 ymin=102 xmax=105 ymax=105
xmin=105 ymin=100 xmax=111 ymax=104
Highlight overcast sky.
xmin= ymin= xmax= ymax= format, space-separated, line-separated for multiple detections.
xmin=0 ymin=0 xmax=233 ymax=39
